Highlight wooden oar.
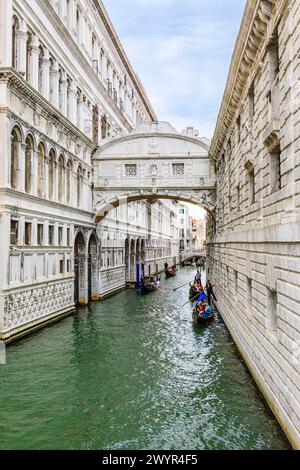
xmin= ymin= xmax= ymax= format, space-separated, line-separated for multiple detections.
xmin=173 ymin=281 xmax=191 ymax=292
xmin=158 ymin=287 xmax=166 ymax=293
xmin=178 ymin=293 xmax=200 ymax=309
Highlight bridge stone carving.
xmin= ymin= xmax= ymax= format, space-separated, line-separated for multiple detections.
xmin=93 ymin=122 xmax=216 ymax=221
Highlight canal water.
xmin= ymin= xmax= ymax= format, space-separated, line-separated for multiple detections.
xmin=0 ymin=267 xmax=290 ymax=450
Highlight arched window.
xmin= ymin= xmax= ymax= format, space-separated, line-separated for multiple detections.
xmin=38 ymin=46 xmax=44 ymax=94
xmin=58 ymin=154 xmax=65 ymax=202
xmin=66 ymin=160 xmax=72 ymax=204
xmin=12 ymin=16 xmax=19 ymax=69
xmin=48 ymin=149 xmax=55 ymax=200
xmin=37 ymin=142 xmax=45 ymax=197
xmin=77 ymin=165 xmax=82 ymax=207
xmin=10 ymin=127 xmax=22 ymax=190
xmin=25 ymin=134 xmax=34 ymax=194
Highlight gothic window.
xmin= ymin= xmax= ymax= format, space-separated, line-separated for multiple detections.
xmin=25 ymin=134 xmax=34 ymax=194
xmin=48 ymin=149 xmax=56 ymax=200
xmin=125 ymin=164 xmax=137 ymax=177
xmin=37 ymin=142 xmax=45 ymax=198
xmin=11 ymin=127 xmax=21 ymax=190
xmin=172 ymin=163 xmax=184 ymax=176
xmin=49 ymin=58 xmax=55 ymax=104
xmin=58 ymin=154 xmax=65 ymax=202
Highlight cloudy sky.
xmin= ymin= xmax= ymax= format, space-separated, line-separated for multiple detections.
xmin=104 ymin=0 xmax=246 ymax=140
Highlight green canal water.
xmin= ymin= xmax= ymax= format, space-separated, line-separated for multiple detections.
xmin=0 ymin=268 xmax=291 ymax=450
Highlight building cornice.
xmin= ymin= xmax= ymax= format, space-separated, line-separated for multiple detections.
xmin=0 ymin=68 xmax=96 ymax=151
xmin=210 ymin=0 xmax=287 ymax=161
xmin=92 ymin=0 xmax=158 ymax=122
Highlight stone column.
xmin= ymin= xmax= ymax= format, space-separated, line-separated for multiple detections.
xmin=29 ymin=35 xmax=40 ymax=89
xmin=60 ymin=71 xmax=68 ymax=116
xmin=19 ymin=143 xmax=26 ymax=192
xmin=41 ymin=48 xmax=50 ymax=100
xmin=44 ymin=156 xmax=49 ymax=200
xmin=77 ymin=91 xmax=84 ymax=131
xmin=16 ymin=22 xmax=28 ymax=76
xmin=68 ymin=80 xmax=77 ymax=124
xmin=50 ymin=60 xmax=59 ymax=108
xmin=31 ymin=148 xmax=38 ymax=196
xmin=53 ymin=159 xmax=58 ymax=202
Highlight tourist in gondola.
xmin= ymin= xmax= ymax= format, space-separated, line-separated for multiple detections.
xmin=205 ymin=280 xmax=217 ymax=306
xmin=164 ymin=262 xmax=169 ymax=271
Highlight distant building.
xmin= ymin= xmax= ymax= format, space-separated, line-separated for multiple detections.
xmin=177 ymin=203 xmax=193 ymax=251
xmin=192 ymin=218 xmax=206 ymax=251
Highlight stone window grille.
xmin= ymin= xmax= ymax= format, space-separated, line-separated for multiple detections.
xmin=125 ymin=164 xmax=137 ymax=177
xmin=172 ymin=163 xmax=184 ymax=176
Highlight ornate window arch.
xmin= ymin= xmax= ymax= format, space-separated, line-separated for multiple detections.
xmin=66 ymin=159 xmax=72 ymax=204
xmin=12 ymin=16 xmax=20 ymax=69
xmin=77 ymin=164 xmax=82 ymax=208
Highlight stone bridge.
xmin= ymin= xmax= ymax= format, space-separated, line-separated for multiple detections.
xmin=93 ymin=122 xmax=216 ymax=220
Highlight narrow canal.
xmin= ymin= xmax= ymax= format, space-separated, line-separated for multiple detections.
xmin=0 ymin=268 xmax=290 ymax=450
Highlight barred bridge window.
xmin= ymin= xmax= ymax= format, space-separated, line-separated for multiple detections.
xmin=125 ymin=164 xmax=137 ymax=177
xmin=172 ymin=163 xmax=184 ymax=176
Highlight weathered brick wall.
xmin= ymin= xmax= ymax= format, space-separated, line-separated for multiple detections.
xmin=208 ymin=0 xmax=300 ymax=448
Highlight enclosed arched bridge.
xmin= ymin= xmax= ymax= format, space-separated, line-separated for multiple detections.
xmin=93 ymin=122 xmax=216 ymax=220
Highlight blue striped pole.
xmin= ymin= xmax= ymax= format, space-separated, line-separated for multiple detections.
xmin=136 ymin=263 xmax=141 ymax=290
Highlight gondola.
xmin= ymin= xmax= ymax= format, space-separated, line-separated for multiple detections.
xmin=192 ymin=307 xmax=214 ymax=325
xmin=165 ymin=268 xmax=177 ymax=277
xmin=141 ymin=279 xmax=160 ymax=293
xmin=189 ymin=286 xmax=201 ymax=299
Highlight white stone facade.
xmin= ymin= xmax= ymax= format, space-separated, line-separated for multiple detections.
xmin=0 ymin=0 xmax=180 ymax=342
xmin=208 ymin=0 xmax=300 ymax=449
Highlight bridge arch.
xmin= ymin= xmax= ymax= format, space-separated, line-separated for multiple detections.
xmin=93 ymin=121 xmax=216 ymax=222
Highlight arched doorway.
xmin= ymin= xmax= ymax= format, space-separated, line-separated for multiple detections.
xmin=88 ymin=234 xmax=98 ymax=301
xmin=74 ymin=231 xmax=86 ymax=305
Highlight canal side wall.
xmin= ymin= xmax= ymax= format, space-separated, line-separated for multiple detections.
xmin=208 ymin=241 xmax=300 ymax=450
xmin=208 ymin=0 xmax=300 ymax=449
